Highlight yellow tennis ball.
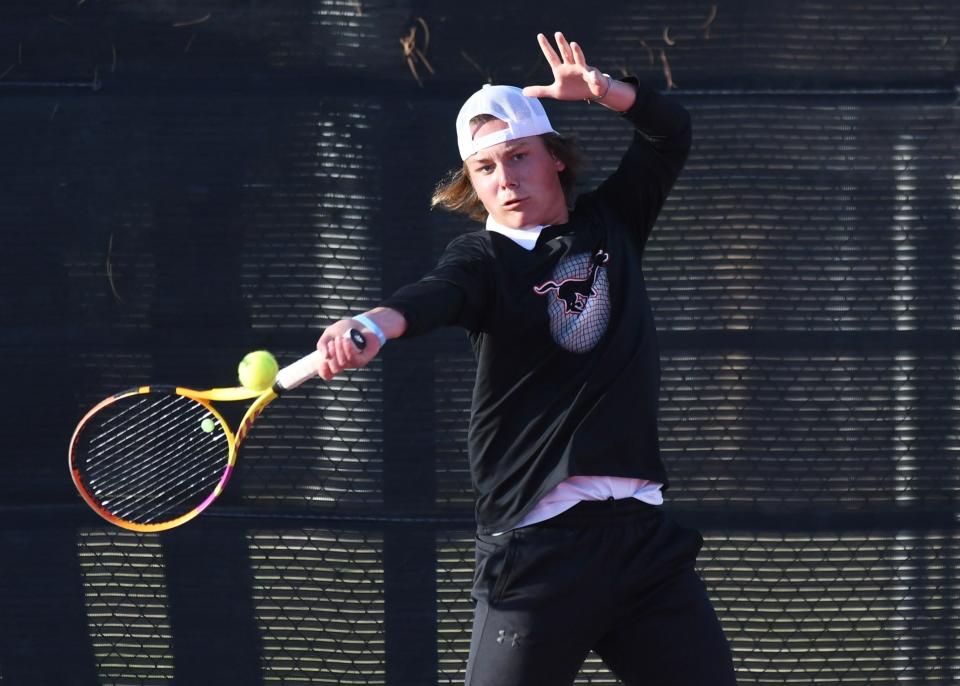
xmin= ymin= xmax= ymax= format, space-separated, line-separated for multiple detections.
xmin=238 ymin=350 xmax=278 ymax=392
xmin=200 ymin=418 xmax=216 ymax=433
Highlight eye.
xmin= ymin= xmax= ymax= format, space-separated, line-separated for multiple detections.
xmin=476 ymin=164 xmax=494 ymax=174
xmin=513 ymin=152 xmax=527 ymax=161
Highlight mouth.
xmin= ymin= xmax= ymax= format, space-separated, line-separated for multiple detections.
xmin=502 ymin=198 xmax=526 ymax=209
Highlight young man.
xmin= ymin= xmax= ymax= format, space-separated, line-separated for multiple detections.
xmin=315 ymin=31 xmax=737 ymax=686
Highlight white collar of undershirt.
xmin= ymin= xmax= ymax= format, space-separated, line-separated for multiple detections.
xmin=485 ymin=216 xmax=545 ymax=251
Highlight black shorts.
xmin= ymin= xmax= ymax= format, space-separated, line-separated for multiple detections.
xmin=465 ymin=499 xmax=737 ymax=685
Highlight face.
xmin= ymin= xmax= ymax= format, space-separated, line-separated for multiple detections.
xmin=466 ymin=118 xmax=568 ymax=229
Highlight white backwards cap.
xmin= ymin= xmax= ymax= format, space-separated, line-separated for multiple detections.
xmin=456 ymin=84 xmax=558 ymax=161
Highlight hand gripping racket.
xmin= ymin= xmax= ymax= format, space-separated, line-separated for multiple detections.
xmin=68 ymin=330 xmax=367 ymax=532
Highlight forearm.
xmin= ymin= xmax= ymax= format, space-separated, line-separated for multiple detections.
xmin=380 ymin=277 xmax=483 ymax=337
xmin=353 ymin=306 xmax=407 ymax=340
xmin=593 ymin=77 xmax=691 ymax=242
xmin=597 ymin=76 xmax=637 ymax=113
xmin=621 ymin=77 xmax=691 ymax=146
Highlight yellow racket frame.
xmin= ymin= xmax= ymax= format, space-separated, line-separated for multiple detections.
xmin=69 ymin=384 xmax=277 ymax=533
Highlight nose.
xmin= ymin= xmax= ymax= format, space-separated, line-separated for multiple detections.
xmin=496 ymin=164 xmax=518 ymax=189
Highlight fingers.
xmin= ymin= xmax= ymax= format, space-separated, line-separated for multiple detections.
xmin=315 ymin=324 xmax=377 ymax=381
xmin=316 ymin=338 xmax=336 ymax=381
xmin=316 ymin=356 xmax=334 ymax=381
xmin=317 ymin=339 xmax=350 ymax=380
xmin=537 ymin=31 xmax=587 ymax=68
xmin=522 ymin=85 xmax=552 ymax=99
xmin=570 ymin=41 xmax=587 ymax=68
xmin=536 ymin=32 xmax=561 ymax=68
xmin=526 ymin=31 xmax=585 ymax=98
xmin=326 ymin=339 xmax=352 ymax=376
xmin=332 ymin=335 xmax=347 ymax=368
xmin=554 ymin=31 xmax=574 ymax=64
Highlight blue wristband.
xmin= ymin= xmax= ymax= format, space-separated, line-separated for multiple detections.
xmin=352 ymin=314 xmax=387 ymax=346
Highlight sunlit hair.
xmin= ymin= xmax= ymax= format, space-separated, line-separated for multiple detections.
xmin=431 ymin=114 xmax=585 ymax=222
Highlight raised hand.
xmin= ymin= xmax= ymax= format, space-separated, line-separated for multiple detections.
xmin=522 ymin=32 xmax=609 ymax=103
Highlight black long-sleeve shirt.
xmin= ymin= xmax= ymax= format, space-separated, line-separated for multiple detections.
xmin=382 ymin=77 xmax=692 ymax=534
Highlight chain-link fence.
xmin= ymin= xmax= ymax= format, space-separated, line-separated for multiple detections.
xmin=1 ymin=1 xmax=958 ymax=684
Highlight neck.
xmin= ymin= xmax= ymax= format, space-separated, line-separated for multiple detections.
xmin=487 ymin=216 xmax=544 ymax=233
xmin=544 ymin=205 xmax=569 ymax=226
xmin=537 ymin=197 xmax=569 ymax=227
xmin=489 ymin=205 xmax=568 ymax=231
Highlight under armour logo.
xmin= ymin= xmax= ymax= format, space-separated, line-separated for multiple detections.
xmin=496 ymin=629 xmax=521 ymax=648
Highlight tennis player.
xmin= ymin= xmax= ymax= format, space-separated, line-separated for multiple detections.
xmin=315 ymin=30 xmax=737 ymax=686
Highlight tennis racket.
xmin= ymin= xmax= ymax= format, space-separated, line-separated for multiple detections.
xmin=68 ymin=329 xmax=367 ymax=532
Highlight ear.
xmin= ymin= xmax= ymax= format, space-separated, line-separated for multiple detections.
xmin=553 ymin=155 xmax=566 ymax=173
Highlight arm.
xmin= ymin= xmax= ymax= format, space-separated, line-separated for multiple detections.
xmin=315 ymin=235 xmax=490 ymax=380
xmin=595 ymin=77 xmax=691 ymax=246
xmin=524 ymin=32 xmax=692 ymax=246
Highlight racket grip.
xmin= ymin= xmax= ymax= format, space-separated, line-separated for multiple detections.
xmin=275 ymin=350 xmax=324 ymax=391
xmin=274 ymin=329 xmax=368 ymax=391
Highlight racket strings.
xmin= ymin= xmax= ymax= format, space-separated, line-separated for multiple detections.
xmin=95 ymin=430 xmax=225 ymax=519
xmin=86 ymin=397 xmax=215 ymax=492
xmin=76 ymin=393 xmax=229 ymax=524
xmin=110 ymin=439 xmax=227 ymax=522
xmin=85 ymin=395 xmax=200 ymax=484
xmin=82 ymin=397 xmax=225 ymax=522
xmin=84 ymin=394 xmax=184 ymax=471
xmin=82 ymin=397 xmax=214 ymax=499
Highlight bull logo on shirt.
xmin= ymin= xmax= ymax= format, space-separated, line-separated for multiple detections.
xmin=533 ymin=249 xmax=610 ymax=353
xmin=533 ymin=250 xmax=609 ymax=315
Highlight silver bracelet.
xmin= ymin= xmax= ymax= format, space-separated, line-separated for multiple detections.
xmin=351 ymin=314 xmax=387 ymax=346
xmin=585 ymin=73 xmax=612 ymax=104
